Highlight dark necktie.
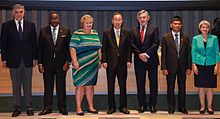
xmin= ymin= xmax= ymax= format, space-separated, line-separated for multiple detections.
xmin=18 ymin=21 xmax=23 ymax=40
xmin=174 ymin=33 xmax=179 ymax=58
xmin=140 ymin=26 xmax=145 ymax=43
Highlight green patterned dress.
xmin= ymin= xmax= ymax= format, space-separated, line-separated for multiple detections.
xmin=69 ymin=29 xmax=101 ymax=86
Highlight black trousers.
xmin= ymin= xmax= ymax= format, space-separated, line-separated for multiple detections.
xmin=107 ymin=61 xmax=128 ymax=109
xmin=134 ymin=58 xmax=158 ymax=107
xmin=166 ymin=63 xmax=186 ymax=109
xmin=43 ymin=63 xmax=67 ymax=110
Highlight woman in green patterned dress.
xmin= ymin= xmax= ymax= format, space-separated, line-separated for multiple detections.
xmin=69 ymin=15 xmax=102 ymax=116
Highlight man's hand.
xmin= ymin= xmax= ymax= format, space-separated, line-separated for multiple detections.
xmin=127 ymin=62 xmax=131 ymax=68
xmin=139 ymin=53 xmax=147 ymax=62
xmin=38 ymin=65 xmax=44 ymax=73
xmin=102 ymin=63 xmax=107 ymax=69
xmin=186 ymin=69 xmax=191 ymax=75
xmin=63 ymin=62 xmax=70 ymax=71
xmin=162 ymin=69 xmax=168 ymax=75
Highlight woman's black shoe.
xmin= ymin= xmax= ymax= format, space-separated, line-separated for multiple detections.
xmin=76 ymin=112 xmax=84 ymax=116
xmin=207 ymin=109 xmax=214 ymax=114
xmin=199 ymin=109 xmax=205 ymax=114
xmin=87 ymin=110 xmax=98 ymax=114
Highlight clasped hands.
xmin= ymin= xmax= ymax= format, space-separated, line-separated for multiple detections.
xmin=139 ymin=53 xmax=148 ymax=63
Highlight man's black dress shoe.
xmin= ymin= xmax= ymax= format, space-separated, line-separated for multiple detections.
xmin=12 ymin=109 xmax=21 ymax=117
xmin=119 ymin=107 xmax=130 ymax=114
xmin=138 ymin=106 xmax=147 ymax=113
xmin=59 ymin=109 xmax=68 ymax=115
xmin=26 ymin=110 xmax=34 ymax=116
xmin=88 ymin=110 xmax=99 ymax=114
xmin=38 ymin=108 xmax=52 ymax=115
xmin=207 ymin=109 xmax=214 ymax=114
xmin=168 ymin=108 xmax=174 ymax=114
xmin=107 ymin=108 xmax=116 ymax=114
xmin=178 ymin=108 xmax=188 ymax=114
xmin=149 ymin=106 xmax=157 ymax=114
xmin=76 ymin=111 xmax=84 ymax=116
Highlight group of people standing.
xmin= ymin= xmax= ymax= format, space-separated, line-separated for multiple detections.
xmin=0 ymin=3 xmax=220 ymax=117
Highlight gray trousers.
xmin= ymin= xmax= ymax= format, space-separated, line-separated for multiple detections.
xmin=9 ymin=59 xmax=33 ymax=111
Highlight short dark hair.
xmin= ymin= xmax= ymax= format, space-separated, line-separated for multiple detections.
xmin=48 ymin=11 xmax=59 ymax=24
xmin=214 ymin=17 xmax=220 ymax=25
xmin=49 ymin=11 xmax=59 ymax=19
xmin=112 ymin=12 xmax=122 ymax=19
xmin=171 ymin=16 xmax=182 ymax=23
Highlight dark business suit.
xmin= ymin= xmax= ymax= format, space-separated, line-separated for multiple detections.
xmin=130 ymin=24 xmax=159 ymax=108
xmin=102 ymin=27 xmax=132 ymax=109
xmin=161 ymin=32 xmax=192 ymax=109
xmin=0 ymin=20 xmax=37 ymax=111
xmin=211 ymin=27 xmax=220 ymax=51
xmin=38 ymin=25 xmax=71 ymax=110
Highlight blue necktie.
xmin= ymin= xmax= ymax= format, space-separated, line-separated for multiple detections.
xmin=18 ymin=21 xmax=23 ymax=40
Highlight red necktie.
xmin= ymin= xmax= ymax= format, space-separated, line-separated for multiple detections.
xmin=140 ymin=26 xmax=145 ymax=43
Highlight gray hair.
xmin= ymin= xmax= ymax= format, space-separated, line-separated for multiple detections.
xmin=136 ymin=10 xmax=150 ymax=20
xmin=198 ymin=20 xmax=211 ymax=29
xmin=12 ymin=4 xmax=25 ymax=10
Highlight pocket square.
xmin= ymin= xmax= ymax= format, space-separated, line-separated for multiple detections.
xmin=61 ymin=35 xmax=67 ymax=38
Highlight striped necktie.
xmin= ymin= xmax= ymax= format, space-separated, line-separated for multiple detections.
xmin=52 ymin=27 xmax=57 ymax=45
xmin=174 ymin=33 xmax=179 ymax=58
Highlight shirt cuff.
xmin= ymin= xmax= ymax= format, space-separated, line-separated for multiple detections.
xmin=144 ymin=53 xmax=150 ymax=58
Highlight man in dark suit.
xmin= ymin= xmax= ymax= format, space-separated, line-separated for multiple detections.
xmin=211 ymin=17 xmax=220 ymax=51
xmin=130 ymin=10 xmax=159 ymax=114
xmin=0 ymin=4 xmax=37 ymax=117
xmin=38 ymin=11 xmax=71 ymax=115
xmin=161 ymin=16 xmax=191 ymax=114
xmin=102 ymin=12 xmax=132 ymax=114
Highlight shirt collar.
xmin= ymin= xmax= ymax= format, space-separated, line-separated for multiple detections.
xmin=14 ymin=19 xmax=23 ymax=25
xmin=171 ymin=31 xmax=180 ymax=37
xmin=140 ymin=24 xmax=147 ymax=31
xmin=50 ymin=25 xmax=59 ymax=31
xmin=113 ymin=27 xmax=121 ymax=32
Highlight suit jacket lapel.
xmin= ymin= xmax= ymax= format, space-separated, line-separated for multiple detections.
xmin=119 ymin=28 xmax=126 ymax=48
xmin=198 ymin=35 xmax=205 ymax=52
xmin=111 ymin=27 xmax=118 ymax=47
xmin=143 ymin=25 xmax=151 ymax=45
xmin=135 ymin=26 xmax=142 ymax=46
xmin=47 ymin=26 xmax=54 ymax=46
xmin=168 ymin=32 xmax=178 ymax=51
xmin=56 ymin=26 xmax=62 ymax=47
xmin=179 ymin=33 xmax=184 ymax=51
xmin=12 ymin=20 xmax=20 ymax=41
xmin=142 ymin=25 xmax=148 ymax=45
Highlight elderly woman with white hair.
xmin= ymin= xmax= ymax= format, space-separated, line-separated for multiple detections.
xmin=192 ymin=20 xmax=220 ymax=114
xmin=69 ymin=14 xmax=102 ymax=116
